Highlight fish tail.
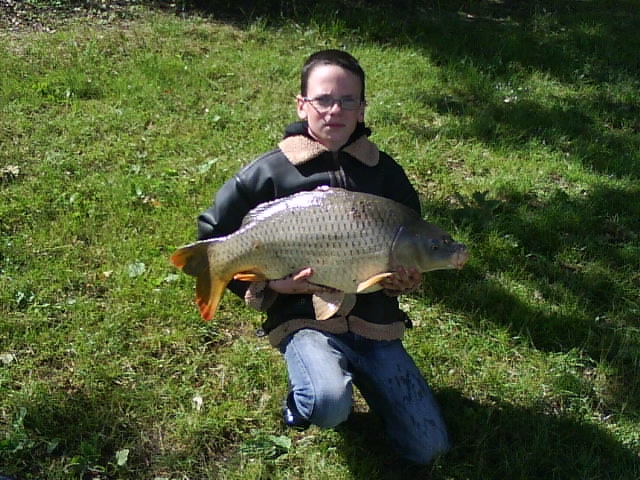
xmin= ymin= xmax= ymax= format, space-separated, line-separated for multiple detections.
xmin=195 ymin=270 xmax=233 ymax=321
xmin=170 ymin=241 xmax=231 ymax=321
xmin=170 ymin=242 xmax=208 ymax=276
xmin=169 ymin=248 xmax=189 ymax=269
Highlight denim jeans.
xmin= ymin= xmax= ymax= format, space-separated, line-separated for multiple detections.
xmin=279 ymin=328 xmax=450 ymax=464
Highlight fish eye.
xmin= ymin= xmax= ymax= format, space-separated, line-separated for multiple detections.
xmin=430 ymin=239 xmax=440 ymax=250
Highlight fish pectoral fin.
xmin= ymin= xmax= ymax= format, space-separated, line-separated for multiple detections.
xmin=233 ymin=271 xmax=267 ymax=282
xmin=356 ymin=272 xmax=394 ymax=293
xmin=312 ymin=291 xmax=345 ymax=320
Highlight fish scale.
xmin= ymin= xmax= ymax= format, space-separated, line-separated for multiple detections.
xmin=171 ymin=187 xmax=468 ymax=320
xmin=231 ymin=195 xmax=402 ymax=291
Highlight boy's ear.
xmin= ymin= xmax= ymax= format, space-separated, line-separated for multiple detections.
xmin=296 ymin=95 xmax=308 ymax=120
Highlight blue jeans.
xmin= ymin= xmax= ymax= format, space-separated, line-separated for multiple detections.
xmin=279 ymin=329 xmax=450 ymax=464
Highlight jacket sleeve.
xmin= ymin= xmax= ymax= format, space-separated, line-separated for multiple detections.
xmin=196 ymin=148 xmax=296 ymax=240
xmin=197 ymin=174 xmax=255 ymax=241
xmin=195 ymin=152 xmax=281 ymax=303
xmin=195 ymin=176 xmax=251 ymax=299
xmin=379 ymin=152 xmax=421 ymax=215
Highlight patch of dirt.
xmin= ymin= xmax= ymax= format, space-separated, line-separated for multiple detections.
xmin=0 ymin=1 xmax=176 ymax=34
xmin=1 ymin=0 xmax=59 ymax=33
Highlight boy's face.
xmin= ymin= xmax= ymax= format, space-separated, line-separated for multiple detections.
xmin=296 ymin=64 xmax=365 ymax=152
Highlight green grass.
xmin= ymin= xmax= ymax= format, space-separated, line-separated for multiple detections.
xmin=1 ymin=1 xmax=639 ymax=479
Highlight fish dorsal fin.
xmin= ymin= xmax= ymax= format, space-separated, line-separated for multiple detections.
xmin=356 ymin=272 xmax=393 ymax=293
xmin=240 ymin=187 xmax=331 ymax=227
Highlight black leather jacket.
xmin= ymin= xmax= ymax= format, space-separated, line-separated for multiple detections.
xmin=197 ymin=122 xmax=420 ymax=340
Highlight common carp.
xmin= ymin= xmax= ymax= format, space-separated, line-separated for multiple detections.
xmin=171 ymin=186 xmax=468 ymax=321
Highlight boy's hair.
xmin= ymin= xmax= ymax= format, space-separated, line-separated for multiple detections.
xmin=301 ymin=49 xmax=366 ymax=101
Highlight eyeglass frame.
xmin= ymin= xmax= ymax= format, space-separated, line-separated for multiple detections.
xmin=301 ymin=95 xmax=367 ymax=112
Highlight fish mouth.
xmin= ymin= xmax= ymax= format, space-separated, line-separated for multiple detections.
xmin=452 ymin=247 xmax=469 ymax=270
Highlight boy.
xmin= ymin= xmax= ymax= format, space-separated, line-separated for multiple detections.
xmin=196 ymin=49 xmax=449 ymax=464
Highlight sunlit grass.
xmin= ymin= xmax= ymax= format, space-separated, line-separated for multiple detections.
xmin=1 ymin=2 xmax=639 ymax=479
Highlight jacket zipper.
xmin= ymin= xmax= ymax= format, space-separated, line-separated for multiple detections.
xmin=330 ymin=151 xmax=348 ymax=188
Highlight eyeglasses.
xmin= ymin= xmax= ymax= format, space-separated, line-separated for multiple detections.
xmin=302 ymin=95 xmax=365 ymax=112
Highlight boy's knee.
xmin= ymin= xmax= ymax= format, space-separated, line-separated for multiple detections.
xmin=294 ymin=387 xmax=351 ymax=428
xmin=310 ymin=389 xmax=352 ymax=427
xmin=401 ymin=427 xmax=450 ymax=465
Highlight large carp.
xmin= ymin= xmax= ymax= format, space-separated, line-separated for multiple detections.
xmin=171 ymin=186 xmax=468 ymax=321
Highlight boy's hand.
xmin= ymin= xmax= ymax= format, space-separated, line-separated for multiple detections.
xmin=268 ymin=266 xmax=421 ymax=296
xmin=268 ymin=267 xmax=337 ymax=295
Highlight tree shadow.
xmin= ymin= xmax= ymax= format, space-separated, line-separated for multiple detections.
xmin=337 ymin=389 xmax=640 ymax=480
xmin=183 ymin=0 xmax=639 ymax=77
xmin=180 ymin=0 xmax=639 ymax=181
xmin=413 ymin=179 xmax=640 ymax=433
xmin=0 ymin=384 xmax=147 ymax=480
xmin=174 ymin=0 xmax=640 ymax=468
xmin=176 ymin=0 xmax=640 ymax=473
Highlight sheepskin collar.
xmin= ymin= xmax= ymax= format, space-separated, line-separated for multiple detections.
xmin=278 ymin=121 xmax=379 ymax=167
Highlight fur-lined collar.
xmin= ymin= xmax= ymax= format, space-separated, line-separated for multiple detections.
xmin=277 ymin=122 xmax=379 ymax=167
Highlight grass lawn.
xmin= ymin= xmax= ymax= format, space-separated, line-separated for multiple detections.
xmin=1 ymin=1 xmax=639 ymax=478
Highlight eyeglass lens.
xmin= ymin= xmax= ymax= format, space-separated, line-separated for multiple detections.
xmin=306 ymin=96 xmax=361 ymax=111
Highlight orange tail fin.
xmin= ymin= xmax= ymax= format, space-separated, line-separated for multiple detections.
xmin=170 ymin=241 xmax=231 ymax=321
xmin=195 ymin=271 xmax=233 ymax=321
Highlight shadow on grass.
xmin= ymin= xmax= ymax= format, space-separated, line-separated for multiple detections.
xmin=0 ymin=385 xmax=150 ymax=480
xmin=411 ymin=182 xmax=640 ymax=454
xmin=186 ymin=0 xmax=640 ymax=394
xmin=183 ymin=0 xmax=640 ymax=471
xmin=337 ymin=389 xmax=640 ymax=480
xmin=411 ymin=92 xmax=640 ymax=179
xmin=183 ymin=1 xmax=640 ymax=178
xmin=422 ymin=180 xmax=640 ymax=414
xmin=35 ymin=1 xmax=639 ymax=182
